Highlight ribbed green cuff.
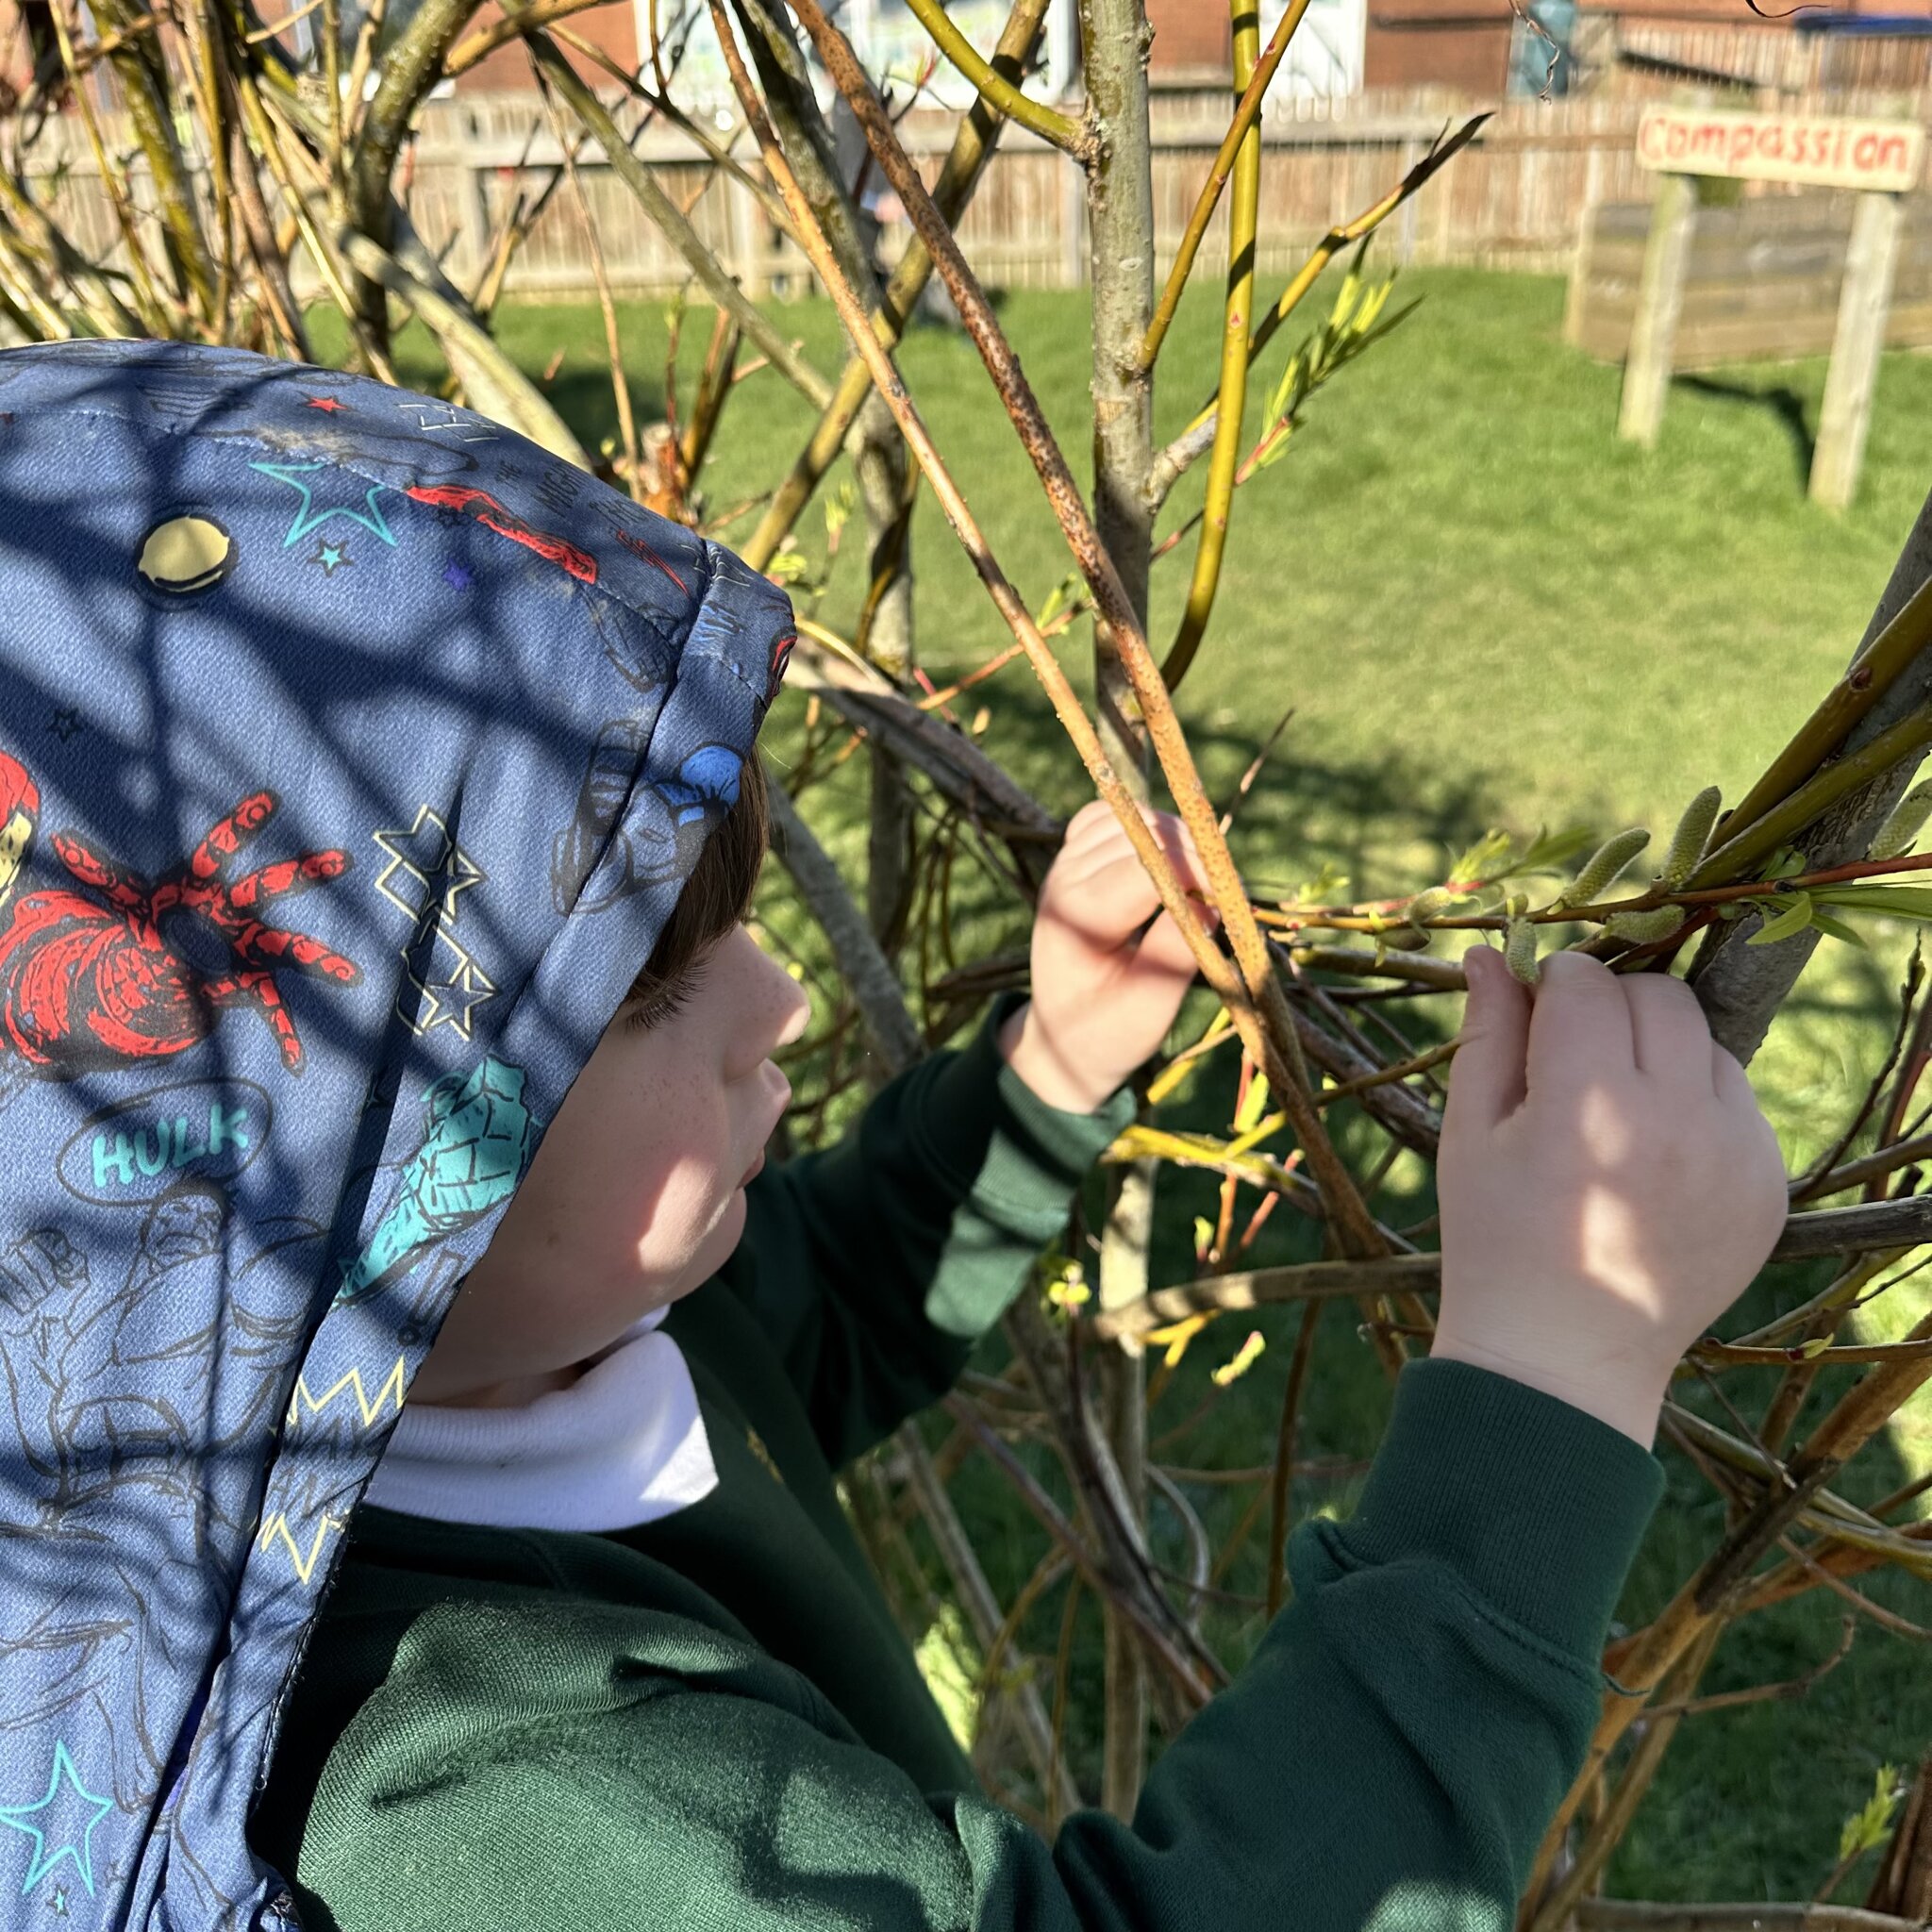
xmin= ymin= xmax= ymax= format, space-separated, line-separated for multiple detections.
xmin=1331 ymin=1356 xmax=1665 ymax=1664
xmin=922 ymin=991 xmax=1136 ymax=1204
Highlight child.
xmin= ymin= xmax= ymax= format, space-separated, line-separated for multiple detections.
xmin=0 ymin=341 xmax=1790 ymax=1932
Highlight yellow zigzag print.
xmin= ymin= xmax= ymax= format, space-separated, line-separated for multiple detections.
xmin=256 ymin=1510 xmax=346 ymax=1586
xmin=286 ymin=1357 xmax=407 ymax=1432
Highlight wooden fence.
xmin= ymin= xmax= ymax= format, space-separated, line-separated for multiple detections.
xmin=12 ymin=80 xmax=1932 ymax=306
xmin=1565 ymin=190 xmax=1932 ymax=366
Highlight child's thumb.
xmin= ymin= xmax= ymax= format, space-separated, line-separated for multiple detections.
xmin=1449 ymin=943 xmax=1530 ymax=1132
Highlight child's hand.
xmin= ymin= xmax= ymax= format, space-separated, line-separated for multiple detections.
xmin=1432 ymin=944 xmax=1790 ymax=1446
xmin=999 ymin=799 xmax=1220 ymax=1114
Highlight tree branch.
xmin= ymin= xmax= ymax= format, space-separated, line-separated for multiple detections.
xmin=767 ymin=780 xmax=925 ymax=1078
xmin=904 ymin=0 xmax=1090 ymax=157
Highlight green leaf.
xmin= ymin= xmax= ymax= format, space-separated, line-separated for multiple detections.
xmin=1514 ymin=824 xmax=1601 ymax=876
xmin=1449 ymin=826 xmax=1519 ymax=885
xmin=1837 ymin=1765 xmax=1904 ymax=1864
xmin=1745 ymin=891 xmax=1814 ymax=944
xmin=914 ymin=1601 xmax=985 ymax=1755
xmin=1811 ymin=885 xmax=1932 ymax=920
xmin=1756 ymin=844 xmax=1809 ymax=882
xmin=1233 ymin=1071 xmax=1273 ymax=1134
xmin=1808 ymin=908 xmax=1869 ymax=948
xmin=1035 ymin=570 xmax=1082 ymax=630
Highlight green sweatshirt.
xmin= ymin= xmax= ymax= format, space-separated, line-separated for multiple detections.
xmin=250 ymin=1006 xmax=1666 ymax=1932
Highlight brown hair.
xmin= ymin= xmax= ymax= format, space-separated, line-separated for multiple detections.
xmin=621 ymin=751 xmax=770 ymax=1024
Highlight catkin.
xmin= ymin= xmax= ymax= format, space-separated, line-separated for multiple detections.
xmin=1504 ymin=914 xmax=1540 ymax=984
xmin=1870 ymin=779 xmax=1932 ymax=860
xmin=1557 ymin=827 xmax=1650 ymax=909
xmin=1603 ymin=906 xmax=1682 ymax=942
xmin=1658 ymin=786 xmax=1722 ymax=888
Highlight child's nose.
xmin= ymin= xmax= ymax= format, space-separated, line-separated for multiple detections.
xmin=769 ymin=960 xmax=810 ymax=1053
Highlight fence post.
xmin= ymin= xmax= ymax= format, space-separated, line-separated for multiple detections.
xmin=1060 ymin=145 xmax=1085 ymax=291
xmin=458 ymin=109 xmax=493 ymax=292
xmin=1397 ymin=136 xmax=1421 ymax=265
xmin=1616 ymin=167 xmax=1695 ymax=448
xmin=726 ymin=172 xmax=766 ymax=301
xmin=1810 ymin=187 xmax=1905 ymax=512
xmin=1562 ymin=142 xmax=1603 ymax=346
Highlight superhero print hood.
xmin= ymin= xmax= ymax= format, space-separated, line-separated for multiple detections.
xmin=0 ymin=339 xmax=794 ymax=1930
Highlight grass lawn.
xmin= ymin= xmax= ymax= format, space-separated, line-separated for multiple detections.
xmin=313 ymin=266 xmax=1932 ymax=1903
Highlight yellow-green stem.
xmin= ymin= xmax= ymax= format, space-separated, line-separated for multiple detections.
xmin=1161 ymin=0 xmax=1260 ymax=692
xmin=1136 ymin=0 xmax=1311 ymax=373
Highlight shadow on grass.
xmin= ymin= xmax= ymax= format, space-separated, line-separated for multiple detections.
xmin=916 ymin=675 xmax=1929 ymax=1903
xmin=1675 ymin=374 xmax=1817 ymax=491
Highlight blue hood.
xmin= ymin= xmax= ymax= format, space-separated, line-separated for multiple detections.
xmin=0 ymin=339 xmax=794 ymax=1930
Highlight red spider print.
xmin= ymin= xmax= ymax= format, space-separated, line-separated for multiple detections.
xmin=768 ymin=630 xmax=795 ymax=703
xmin=402 ymin=485 xmax=598 ymax=586
xmin=0 ymin=752 xmax=359 ymax=1077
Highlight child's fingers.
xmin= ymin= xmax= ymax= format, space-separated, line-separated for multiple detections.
xmin=1059 ymin=806 xmax=1204 ymax=893
xmin=1447 ymin=943 xmax=1531 ymax=1134
xmin=1060 ymin=797 xmax=1128 ymax=861
xmin=1058 ymin=836 xmax=1206 ymax=933
xmin=1131 ymin=906 xmax=1208 ymax=991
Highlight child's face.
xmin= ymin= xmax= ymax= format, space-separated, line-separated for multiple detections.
xmin=407 ymin=922 xmax=811 ymax=1409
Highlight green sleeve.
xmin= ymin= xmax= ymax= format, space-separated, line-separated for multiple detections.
xmin=716 ymin=994 xmax=1135 ymax=1471
xmin=288 ymin=1358 xmax=1664 ymax=1932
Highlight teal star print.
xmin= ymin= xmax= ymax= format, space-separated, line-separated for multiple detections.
xmin=0 ymin=1740 xmax=113 ymax=1900
xmin=251 ymin=460 xmax=397 ymax=549
xmin=308 ymin=538 xmax=353 ymax=575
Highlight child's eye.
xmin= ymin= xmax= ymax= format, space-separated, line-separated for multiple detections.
xmin=624 ymin=963 xmax=703 ymax=1033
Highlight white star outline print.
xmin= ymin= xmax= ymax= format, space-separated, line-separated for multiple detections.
xmin=394 ymin=398 xmax=501 ymax=443
xmin=371 ymin=806 xmax=496 ymax=1040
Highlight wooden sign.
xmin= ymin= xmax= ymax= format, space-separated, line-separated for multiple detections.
xmin=1620 ymin=106 xmax=1923 ymax=504
xmin=1637 ymin=107 xmax=1924 ymax=194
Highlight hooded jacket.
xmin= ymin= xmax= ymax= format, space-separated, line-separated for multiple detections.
xmin=0 ymin=337 xmax=793 ymax=1931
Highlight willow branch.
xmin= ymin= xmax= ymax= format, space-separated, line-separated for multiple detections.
xmin=767 ymin=781 xmax=925 ymax=1077
xmin=329 ymin=218 xmax=593 ymax=461
xmin=1089 ymin=1186 xmax=1932 ymax=1343
xmin=239 ymin=71 xmax=401 ymax=382
xmin=1160 ymin=0 xmax=1261 ymax=694
xmin=1146 ymin=114 xmax=1489 ymax=513
xmin=1684 ymin=497 xmax=1932 ymax=1064
xmin=893 ymin=1421 xmax=1084 ymax=1817
xmin=903 ymin=0 xmax=1090 ymax=156
xmin=526 ymin=29 xmax=832 ymax=409
xmin=531 ymin=51 xmax=641 ymax=491
xmin=782 ymin=633 xmax=1062 ymax=877
xmin=741 ymin=0 xmax=1056 ymax=571
xmin=92 ymin=0 xmax=220 ymax=322
xmin=47 ymin=0 xmax=170 ymax=330
xmin=345 ymin=0 xmax=476 ymax=245
xmin=1531 ymin=1298 xmax=1932 ymax=1903
xmin=445 ymin=0 xmax=609 ymax=72
xmin=1574 ymin=1906 xmax=1927 ymax=1932
xmin=777 ymin=0 xmax=1401 ymax=1364
xmin=1135 ymin=0 xmax=1311 ymax=373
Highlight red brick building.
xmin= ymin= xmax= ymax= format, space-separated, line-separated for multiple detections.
xmin=1362 ymin=0 xmax=1930 ymax=97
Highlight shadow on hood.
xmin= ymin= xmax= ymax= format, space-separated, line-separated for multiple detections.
xmin=0 ymin=338 xmax=793 ymax=1930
